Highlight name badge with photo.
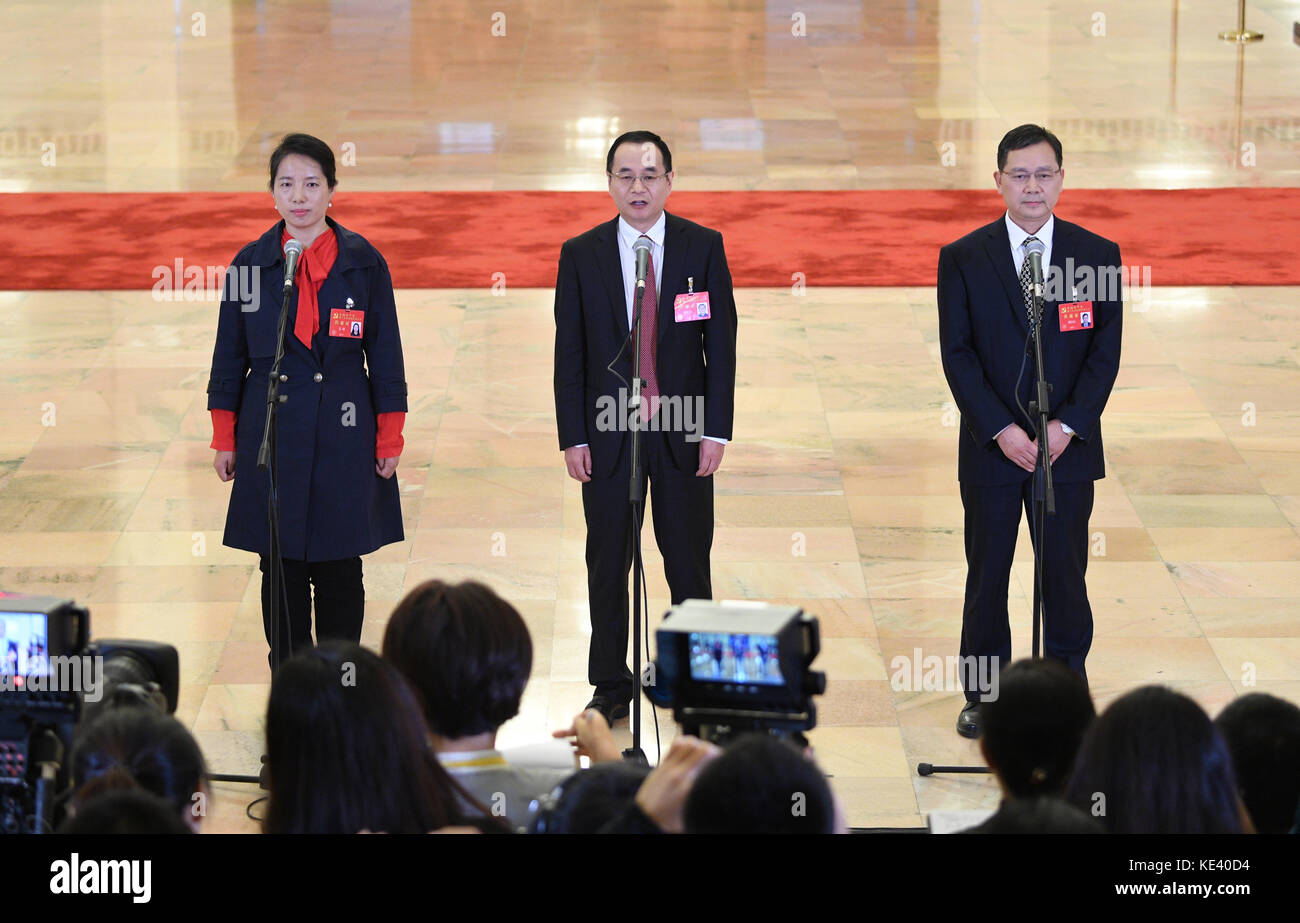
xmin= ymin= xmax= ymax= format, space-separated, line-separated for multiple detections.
xmin=674 ymin=292 xmax=711 ymax=322
xmin=1058 ymin=301 xmax=1094 ymax=332
xmin=329 ymin=308 xmax=365 ymax=338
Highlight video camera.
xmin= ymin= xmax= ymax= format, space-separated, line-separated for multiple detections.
xmin=647 ymin=600 xmax=826 ymax=746
xmin=0 ymin=593 xmax=180 ymax=834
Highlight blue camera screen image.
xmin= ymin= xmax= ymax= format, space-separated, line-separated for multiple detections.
xmin=687 ymin=631 xmax=782 ymax=685
xmin=0 ymin=612 xmax=49 ymax=678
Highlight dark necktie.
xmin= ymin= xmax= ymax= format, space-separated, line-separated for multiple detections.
xmin=1019 ymin=235 xmax=1040 ymax=327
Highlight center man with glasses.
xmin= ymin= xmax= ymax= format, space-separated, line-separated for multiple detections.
xmin=553 ymin=130 xmax=738 ymax=723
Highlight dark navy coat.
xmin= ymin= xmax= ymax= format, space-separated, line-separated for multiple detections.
xmin=207 ymin=218 xmax=407 ymax=561
xmin=937 ymin=216 xmax=1122 ymax=487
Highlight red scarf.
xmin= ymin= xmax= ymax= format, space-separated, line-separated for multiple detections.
xmin=283 ymin=227 xmax=339 ymax=348
xmin=211 ymin=223 xmax=404 ymax=460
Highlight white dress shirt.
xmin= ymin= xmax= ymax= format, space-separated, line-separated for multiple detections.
xmin=617 ymin=213 xmax=665 ymax=328
xmin=1005 ymin=211 xmax=1053 ymax=280
xmin=997 ymin=212 xmax=1072 ymax=438
xmin=572 ymin=212 xmax=726 ymax=447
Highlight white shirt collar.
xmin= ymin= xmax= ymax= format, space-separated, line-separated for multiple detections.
xmin=618 ymin=211 xmax=666 ymax=249
xmin=1005 ymin=211 xmax=1054 ymax=251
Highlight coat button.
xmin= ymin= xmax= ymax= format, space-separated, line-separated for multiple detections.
xmin=279 ymin=374 xmax=288 ymax=382
xmin=313 ymin=372 xmax=324 ymax=382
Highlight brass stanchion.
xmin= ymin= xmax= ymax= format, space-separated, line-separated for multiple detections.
xmin=1220 ymin=0 xmax=1263 ymax=42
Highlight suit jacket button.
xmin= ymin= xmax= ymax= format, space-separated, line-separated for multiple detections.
xmin=313 ymin=372 xmax=324 ymax=383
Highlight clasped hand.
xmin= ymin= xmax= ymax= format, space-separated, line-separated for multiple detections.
xmin=996 ymin=420 xmax=1072 ymax=472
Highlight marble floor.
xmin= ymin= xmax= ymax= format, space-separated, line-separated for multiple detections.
xmin=1 ymin=0 xmax=1298 ymax=833
xmin=2 ymin=284 xmax=1297 ymax=832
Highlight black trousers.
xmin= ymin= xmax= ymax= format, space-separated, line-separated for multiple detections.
xmin=582 ymin=429 xmax=713 ymax=700
xmin=958 ymin=477 xmax=1095 ymax=703
xmin=259 ymin=555 xmax=364 ymax=671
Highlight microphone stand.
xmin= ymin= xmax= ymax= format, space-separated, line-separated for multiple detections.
xmin=258 ymin=272 xmax=293 ymax=681
xmin=918 ymin=256 xmax=1057 ymax=784
xmin=210 ymin=252 xmax=295 ymax=793
xmin=624 ymin=276 xmax=649 ymax=766
xmin=1026 ymin=266 xmax=1055 ymax=661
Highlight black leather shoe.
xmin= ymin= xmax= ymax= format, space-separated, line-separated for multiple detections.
xmin=957 ymin=702 xmax=982 ymax=739
xmin=586 ymin=695 xmax=631 ymax=724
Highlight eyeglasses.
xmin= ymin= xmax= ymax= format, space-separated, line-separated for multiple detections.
xmin=608 ymin=172 xmax=666 ymax=188
xmin=1001 ymin=169 xmax=1061 ymax=185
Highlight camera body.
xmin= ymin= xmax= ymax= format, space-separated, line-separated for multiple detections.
xmin=648 ymin=600 xmax=826 ymax=746
xmin=0 ymin=593 xmax=179 ymax=834
xmin=0 ymin=595 xmax=89 ymax=834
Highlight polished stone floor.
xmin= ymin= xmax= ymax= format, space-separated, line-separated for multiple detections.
xmin=3 ymin=283 xmax=1297 ymax=832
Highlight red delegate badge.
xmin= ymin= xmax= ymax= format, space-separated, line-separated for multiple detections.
xmin=1058 ymin=301 xmax=1094 ymax=332
xmin=329 ymin=309 xmax=365 ymax=338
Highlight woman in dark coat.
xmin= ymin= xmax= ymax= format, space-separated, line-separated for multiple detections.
xmin=207 ymin=133 xmax=407 ymax=671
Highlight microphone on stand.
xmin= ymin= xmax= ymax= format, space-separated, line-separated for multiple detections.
xmin=632 ymin=236 xmax=651 ymax=292
xmin=629 ymin=237 xmax=653 ymax=411
xmin=1026 ymin=237 xmax=1046 ymax=299
xmin=282 ymin=238 xmax=304 ymax=292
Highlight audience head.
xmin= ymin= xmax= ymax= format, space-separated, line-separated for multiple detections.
xmin=1065 ymin=685 xmax=1247 ymax=834
xmin=979 ymin=658 xmax=1095 ymax=798
xmin=1215 ymin=693 xmax=1300 ymax=834
xmin=264 ymin=641 xmax=472 ymax=834
xmin=383 ymin=579 xmax=532 ymax=744
xmin=59 ymin=789 xmax=194 ymax=835
xmin=684 ymin=735 xmax=838 ymax=834
xmin=71 ymin=706 xmax=208 ymax=832
xmin=528 ymin=762 xmax=651 ymax=834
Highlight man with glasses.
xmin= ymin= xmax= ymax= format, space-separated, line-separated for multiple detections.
xmin=553 ymin=130 xmax=738 ymax=722
xmin=937 ymin=124 xmax=1123 ymax=738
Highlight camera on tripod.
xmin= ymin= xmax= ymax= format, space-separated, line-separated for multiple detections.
xmin=0 ymin=593 xmax=180 ymax=834
xmin=647 ymin=600 xmax=826 ymax=746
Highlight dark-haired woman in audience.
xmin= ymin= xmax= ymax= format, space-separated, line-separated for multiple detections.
xmin=383 ymin=579 xmax=583 ymax=828
xmin=207 ymin=132 xmax=408 ymax=673
xmin=963 ymin=658 xmax=1099 ymax=833
xmin=263 ymin=642 xmax=506 ymax=834
xmin=1064 ymin=685 xmax=1253 ymax=834
xmin=69 ymin=707 xmax=209 ymax=832
xmin=1215 ymin=692 xmax=1300 ymax=834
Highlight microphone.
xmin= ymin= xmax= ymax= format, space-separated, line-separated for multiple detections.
xmin=632 ymin=236 xmax=651 ymax=291
xmin=282 ymin=238 xmax=304 ymax=292
xmin=1025 ymin=237 xmax=1046 ymax=298
xmin=629 ymin=236 xmax=654 ymax=412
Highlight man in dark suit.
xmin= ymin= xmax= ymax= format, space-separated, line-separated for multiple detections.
xmin=937 ymin=124 xmax=1122 ymax=738
xmin=553 ymin=130 xmax=738 ymax=721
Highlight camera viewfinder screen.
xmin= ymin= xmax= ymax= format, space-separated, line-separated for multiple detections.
xmin=0 ymin=612 xmax=49 ymax=678
xmin=688 ymin=632 xmax=782 ymax=685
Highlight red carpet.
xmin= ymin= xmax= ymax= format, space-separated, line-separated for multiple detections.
xmin=4 ymin=188 xmax=1297 ymax=290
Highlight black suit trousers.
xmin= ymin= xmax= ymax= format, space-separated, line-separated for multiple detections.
xmin=958 ymin=475 xmax=1094 ymax=702
xmin=582 ymin=427 xmax=713 ymax=698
